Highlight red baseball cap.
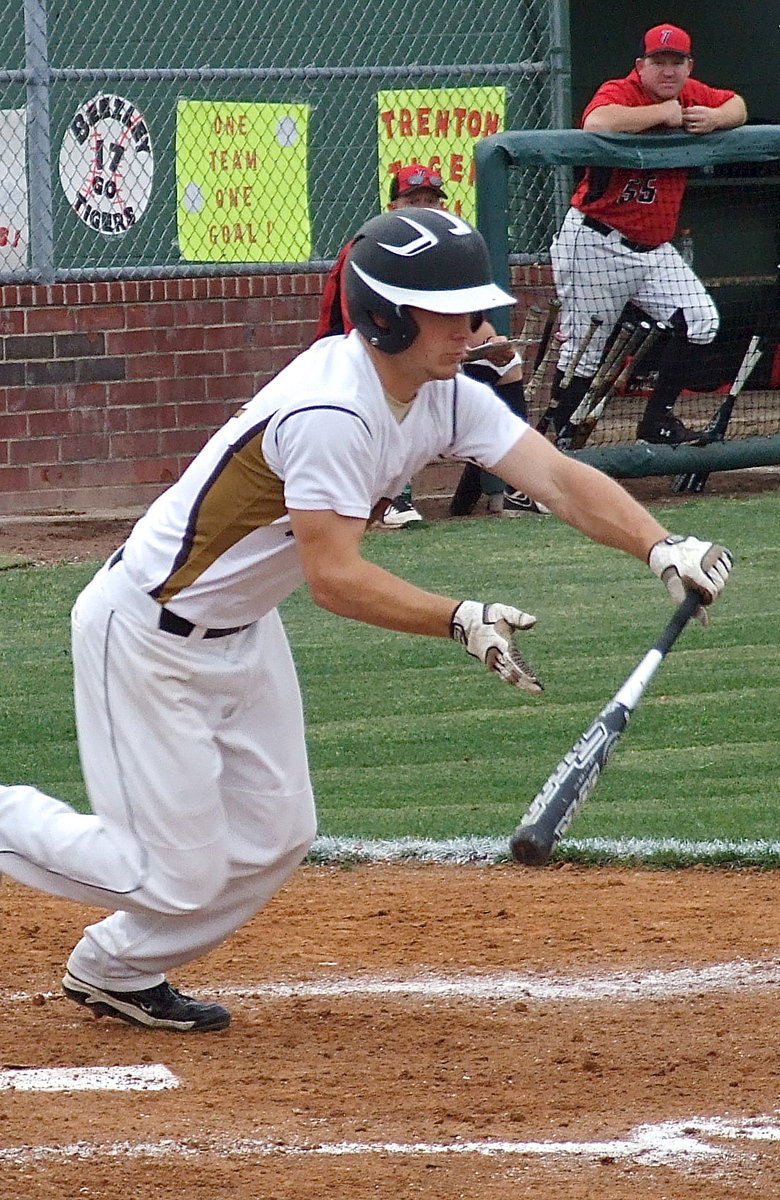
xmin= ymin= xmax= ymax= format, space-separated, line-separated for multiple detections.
xmin=642 ymin=24 xmax=692 ymax=56
xmin=389 ymin=165 xmax=447 ymax=202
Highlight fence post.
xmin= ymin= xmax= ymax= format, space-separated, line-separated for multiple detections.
xmin=24 ymin=0 xmax=55 ymax=283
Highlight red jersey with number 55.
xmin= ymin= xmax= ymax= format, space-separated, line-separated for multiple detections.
xmin=571 ymin=69 xmax=736 ymax=247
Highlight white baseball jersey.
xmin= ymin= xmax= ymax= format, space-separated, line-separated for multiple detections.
xmin=121 ymin=329 xmax=528 ymax=626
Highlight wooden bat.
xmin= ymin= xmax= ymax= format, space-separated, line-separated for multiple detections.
xmin=672 ymin=335 xmax=764 ymax=494
xmin=561 ymin=316 xmax=604 ymax=388
xmin=530 ymin=297 xmax=563 ymax=376
xmin=524 ymin=330 xmax=564 ymax=406
xmin=509 ymin=591 xmax=700 ymax=866
xmin=524 ymin=298 xmax=563 ymax=406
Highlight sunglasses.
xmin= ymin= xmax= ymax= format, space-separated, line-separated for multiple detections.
xmin=402 ymin=170 xmax=444 ymax=189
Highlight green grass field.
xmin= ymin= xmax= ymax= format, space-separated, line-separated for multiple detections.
xmin=0 ymin=492 xmax=777 ymax=866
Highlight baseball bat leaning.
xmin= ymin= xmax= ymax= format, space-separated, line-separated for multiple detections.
xmin=536 ymin=315 xmax=604 ymax=435
xmin=508 ymin=589 xmax=701 ymax=866
xmin=525 ymin=300 xmax=564 ymax=406
xmin=672 ymin=334 xmax=764 ymax=494
xmin=531 ymin=297 xmax=563 ymax=375
xmin=561 ymin=315 xmax=604 ymax=388
xmin=564 ymin=319 xmax=636 ymax=430
xmin=567 ymin=320 xmax=666 ymax=449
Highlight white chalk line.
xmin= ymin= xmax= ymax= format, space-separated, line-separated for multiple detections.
xmin=309 ymin=834 xmax=780 ymax=865
xmin=5 ymin=958 xmax=780 ymax=1008
xmin=206 ymin=959 xmax=780 ymax=1005
xmin=1 ymin=1113 xmax=779 ymax=1168
xmin=0 ymin=1064 xmax=179 ymax=1092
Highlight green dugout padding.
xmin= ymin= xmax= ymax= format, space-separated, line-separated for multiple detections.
xmin=475 ymin=124 xmax=780 ymax=310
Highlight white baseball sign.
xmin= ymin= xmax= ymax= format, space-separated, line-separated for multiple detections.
xmin=59 ymin=94 xmax=154 ymax=235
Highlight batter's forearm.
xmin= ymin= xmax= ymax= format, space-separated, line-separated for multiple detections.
xmin=545 ymin=461 xmax=669 ymax=562
xmin=307 ymin=558 xmax=459 ymax=637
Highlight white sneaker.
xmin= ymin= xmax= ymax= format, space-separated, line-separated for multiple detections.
xmin=502 ymin=490 xmax=551 ymax=516
xmin=381 ymin=496 xmax=424 ymax=528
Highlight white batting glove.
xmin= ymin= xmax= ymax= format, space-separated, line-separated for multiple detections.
xmin=648 ymin=535 xmax=733 ymax=625
xmin=450 ymin=601 xmax=543 ymax=693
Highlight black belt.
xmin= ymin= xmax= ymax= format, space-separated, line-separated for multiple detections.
xmin=107 ymin=546 xmax=251 ymax=639
xmin=157 ymin=607 xmax=253 ymax=640
xmin=582 ymin=215 xmax=655 ymax=254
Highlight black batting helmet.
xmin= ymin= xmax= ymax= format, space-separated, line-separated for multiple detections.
xmin=344 ymin=208 xmax=515 ymax=354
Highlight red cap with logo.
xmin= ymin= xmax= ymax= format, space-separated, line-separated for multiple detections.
xmin=642 ymin=24 xmax=692 ymax=56
xmin=389 ymin=165 xmax=447 ymax=201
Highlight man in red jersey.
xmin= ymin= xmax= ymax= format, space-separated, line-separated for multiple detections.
xmin=548 ymin=24 xmax=747 ymax=444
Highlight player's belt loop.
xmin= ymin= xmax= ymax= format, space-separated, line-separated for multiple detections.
xmin=581 ymin=215 xmax=654 ymax=254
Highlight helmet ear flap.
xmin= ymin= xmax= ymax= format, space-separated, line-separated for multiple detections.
xmin=367 ymin=305 xmax=420 ymax=355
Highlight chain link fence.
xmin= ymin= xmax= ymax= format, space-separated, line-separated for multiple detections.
xmin=1 ymin=0 xmax=569 ymax=281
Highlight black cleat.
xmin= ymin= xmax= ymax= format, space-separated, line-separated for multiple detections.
xmin=502 ymin=489 xmax=550 ymax=516
xmin=62 ymin=971 xmax=231 ymax=1032
xmin=636 ymin=413 xmax=703 ymax=445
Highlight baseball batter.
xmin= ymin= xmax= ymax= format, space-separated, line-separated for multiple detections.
xmin=0 ymin=209 xmax=733 ymax=1032
xmin=549 ymin=23 xmax=747 ymax=444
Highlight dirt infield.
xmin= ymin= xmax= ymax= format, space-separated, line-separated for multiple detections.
xmin=2 ymin=866 xmax=779 ymax=1199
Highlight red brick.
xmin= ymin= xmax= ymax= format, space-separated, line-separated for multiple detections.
xmin=0 ymin=464 xmax=30 ymax=491
xmin=105 ymin=379 xmax=158 ymax=407
xmin=126 ymin=353 xmax=175 ymax=381
xmin=126 ymin=403 xmax=177 ymax=432
xmin=26 ymin=306 xmax=78 ymax=334
xmin=159 ymin=427 xmax=207 ymax=456
xmin=133 ymin=457 xmax=180 ymax=485
xmin=27 ymin=409 xmax=70 ymax=437
xmin=156 ymin=375 xmax=208 ymax=404
xmin=9 ymin=435 xmax=62 ymax=465
xmin=0 ymin=412 xmax=29 ymax=438
xmin=125 ymin=302 xmax=178 ymax=329
xmin=106 ymin=327 xmax=161 ymax=354
xmin=175 ymin=400 xmax=233 ymax=429
xmin=203 ymin=325 xmax=245 ymax=351
xmin=60 ymin=433 xmax=110 ymax=462
xmin=0 ymin=309 xmax=25 ymax=335
xmin=174 ymin=351 xmax=221 ymax=378
xmin=204 ymin=373 xmax=254 ymax=402
xmin=109 ymin=430 xmax=161 ymax=460
xmin=75 ymin=305 xmax=127 ymax=332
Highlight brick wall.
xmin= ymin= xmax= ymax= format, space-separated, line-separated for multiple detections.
xmin=0 ymin=263 xmax=553 ymax=516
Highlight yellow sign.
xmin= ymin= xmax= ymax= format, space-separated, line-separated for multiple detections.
xmin=377 ymin=87 xmax=506 ymax=221
xmin=176 ymin=100 xmax=311 ymax=262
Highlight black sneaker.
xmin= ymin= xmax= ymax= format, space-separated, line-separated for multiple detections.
xmin=62 ymin=971 xmax=231 ymax=1032
xmin=636 ymin=414 xmax=703 ymax=445
xmin=502 ymin=489 xmax=551 ymax=516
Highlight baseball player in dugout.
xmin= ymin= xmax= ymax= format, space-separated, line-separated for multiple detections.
xmin=549 ymin=23 xmax=747 ymax=445
xmin=0 ymin=209 xmax=733 ymax=1033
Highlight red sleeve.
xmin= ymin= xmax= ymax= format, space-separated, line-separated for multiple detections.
xmin=315 ymin=242 xmax=355 ymax=340
xmin=581 ymin=76 xmax=638 ymax=125
xmin=680 ymin=79 xmax=737 ymax=108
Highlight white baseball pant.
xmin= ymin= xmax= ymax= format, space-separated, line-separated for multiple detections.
xmin=552 ymin=207 xmax=720 ymax=376
xmin=0 ymin=558 xmax=317 ymax=990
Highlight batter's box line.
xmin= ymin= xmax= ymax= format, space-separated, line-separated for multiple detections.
xmin=4 ymin=958 xmax=780 ymax=1008
xmin=1 ymin=1113 xmax=780 ymax=1169
xmin=202 ymin=958 xmax=780 ymax=1005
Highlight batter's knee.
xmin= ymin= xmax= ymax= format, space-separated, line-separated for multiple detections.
xmin=149 ymin=846 xmax=231 ymax=914
xmin=685 ymin=299 xmax=720 ymax=345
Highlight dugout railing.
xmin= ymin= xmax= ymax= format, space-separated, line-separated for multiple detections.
xmin=475 ymin=126 xmax=780 ymax=479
